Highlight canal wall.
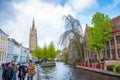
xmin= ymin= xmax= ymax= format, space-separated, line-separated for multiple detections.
xmin=76 ymin=65 xmax=120 ymax=77
xmin=36 ymin=64 xmax=50 ymax=80
xmin=40 ymin=62 xmax=55 ymax=67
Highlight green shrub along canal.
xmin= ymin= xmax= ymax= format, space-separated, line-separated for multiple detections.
xmin=42 ymin=62 xmax=120 ymax=80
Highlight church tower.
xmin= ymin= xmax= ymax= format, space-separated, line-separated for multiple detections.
xmin=29 ymin=18 xmax=37 ymax=51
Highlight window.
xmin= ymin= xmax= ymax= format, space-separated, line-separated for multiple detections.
xmin=116 ymin=35 xmax=120 ymax=44
xmin=106 ymin=50 xmax=110 ymax=58
xmin=117 ymin=49 xmax=120 ymax=58
xmin=102 ymin=50 xmax=106 ymax=58
xmin=110 ymin=38 xmax=114 ymax=45
xmin=111 ymin=49 xmax=116 ymax=59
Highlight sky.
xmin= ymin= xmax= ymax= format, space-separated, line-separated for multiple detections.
xmin=0 ymin=0 xmax=120 ymax=49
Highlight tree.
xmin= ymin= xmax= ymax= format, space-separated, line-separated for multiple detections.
xmin=59 ymin=14 xmax=84 ymax=63
xmin=86 ymin=12 xmax=113 ymax=61
xmin=42 ymin=44 xmax=48 ymax=59
xmin=32 ymin=47 xmax=43 ymax=59
xmin=48 ymin=41 xmax=57 ymax=60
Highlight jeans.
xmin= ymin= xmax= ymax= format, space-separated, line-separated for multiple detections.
xmin=27 ymin=77 xmax=33 ymax=80
xmin=12 ymin=73 xmax=16 ymax=80
xmin=5 ymin=77 xmax=12 ymax=80
xmin=19 ymin=77 xmax=25 ymax=80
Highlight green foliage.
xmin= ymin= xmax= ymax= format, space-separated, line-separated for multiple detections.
xmin=116 ymin=65 xmax=120 ymax=73
xmin=62 ymin=51 xmax=68 ymax=63
xmin=107 ymin=65 xmax=115 ymax=71
xmin=32 ymin=42 xmax=57 ymax=60
xmin=86 ymin=12 xmax=113 ymax=60
xmin=48 ymin=41 xmax=57 ymax=59
xmin=32 ymin=47 xmax=43 ymax=59
xmin=42 ymin=44 xmax=48 ymax=59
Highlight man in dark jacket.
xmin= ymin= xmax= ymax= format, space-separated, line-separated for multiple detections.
xmin=11 ymin=61 xmax=18 ymax=80
xmin=2 ymin=62 xmax=14 ymax=80
xmin=18 ymin=63 xmax=27 ymax=80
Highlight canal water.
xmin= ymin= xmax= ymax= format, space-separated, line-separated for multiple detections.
xmin=42 ymin=62 xmax=120 ymax=80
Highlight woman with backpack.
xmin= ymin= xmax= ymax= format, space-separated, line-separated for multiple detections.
xmin=18 ymin=63 xmax=26 ymax=80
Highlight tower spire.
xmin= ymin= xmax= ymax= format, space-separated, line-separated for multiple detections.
xmin=29 ymin=18 xmax=37 ymax=51
xmin=32 ymin=18 xmax=35 ymax=30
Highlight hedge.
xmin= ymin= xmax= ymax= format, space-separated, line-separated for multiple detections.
xmin=107 ymin=65 xmax=115 ymax=71
xmin=116 ymin=65 xmax=120 ymax=73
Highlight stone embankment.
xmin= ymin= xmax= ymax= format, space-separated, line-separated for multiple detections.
xmin=37 ymin=64 xmax=50 ymax=80
xmin=76 ymin=63 xmax=120 ymax=77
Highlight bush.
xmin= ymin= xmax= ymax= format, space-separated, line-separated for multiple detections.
xmin=107 ymin=65 xmax=115 ymax=71
xmin=116 ymin=65 xmax=120 ymax=73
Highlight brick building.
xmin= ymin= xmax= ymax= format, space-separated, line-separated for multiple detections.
xmin=84 ymin=15 xmax=120 ymax=63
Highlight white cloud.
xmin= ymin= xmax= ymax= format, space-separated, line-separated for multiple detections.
xmin=1 ymin=0 xmax=98 ymax=49
xmin=67 ymin=0 xmax=98 ymax=12
xmin=9 ymin=0 xmax=74 ymax=48
xmin=107 ymin=0 xmax=120 ymax=10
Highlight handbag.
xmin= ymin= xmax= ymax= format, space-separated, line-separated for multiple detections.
xmin=31 ymin=70 xmax=36 ymax=76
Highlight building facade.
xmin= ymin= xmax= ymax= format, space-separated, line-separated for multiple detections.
xmin=84 ymin=15 xmax=120 ymax=63
xmin=29 ymin=19 xmax=37 ymax=51
xmin=7 ymin=38 xmax=31 ymax=63
xmin=0 ymin=29 xmax=8 ymax=64
xmin=7 ymin=38 xmax=21 ymax=63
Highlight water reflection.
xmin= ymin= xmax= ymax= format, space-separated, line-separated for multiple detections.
xmin=42 ymin=62 xmax=120 ymax=80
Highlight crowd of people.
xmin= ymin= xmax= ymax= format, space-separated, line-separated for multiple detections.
xmin=1 ymin=60 xmax=36 ymax=80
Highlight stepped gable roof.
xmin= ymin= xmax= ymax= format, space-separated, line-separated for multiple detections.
xmin=110 ymin=15 xmax=120 ymax=32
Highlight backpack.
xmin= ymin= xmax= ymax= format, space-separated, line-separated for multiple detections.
xmin=23 ymin=66 xmax=28 ymax=73
xmin=5 ymin=67 xmax=13 ymax=77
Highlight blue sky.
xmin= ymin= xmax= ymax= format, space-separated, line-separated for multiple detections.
xmin=0 ymin=0 xmax=120 ymax=48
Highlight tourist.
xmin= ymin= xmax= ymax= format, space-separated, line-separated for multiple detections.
xmin=2 ymin=62 xmax=14 ymax=80
xmin=11 ymin=61 xmax=18 ymax=80
xmin=18 ymin=63 xmax=26 ymax=80
xmin=27 ymin=60 xmax=35 ymax=80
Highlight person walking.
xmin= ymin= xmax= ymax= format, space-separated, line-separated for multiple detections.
xmin=2 ymin=62 xmax=14 ymax=80
xmin=18 ymin=63 xmax=26 ymax=80
xmin=11 ymin=61 xmax=18 ymax=80
xmin=27 ymin=60 xmax=35 ymax=80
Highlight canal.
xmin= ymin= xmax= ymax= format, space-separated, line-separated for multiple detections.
xmin=42 ymin=62 xmax=120 ymax=80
